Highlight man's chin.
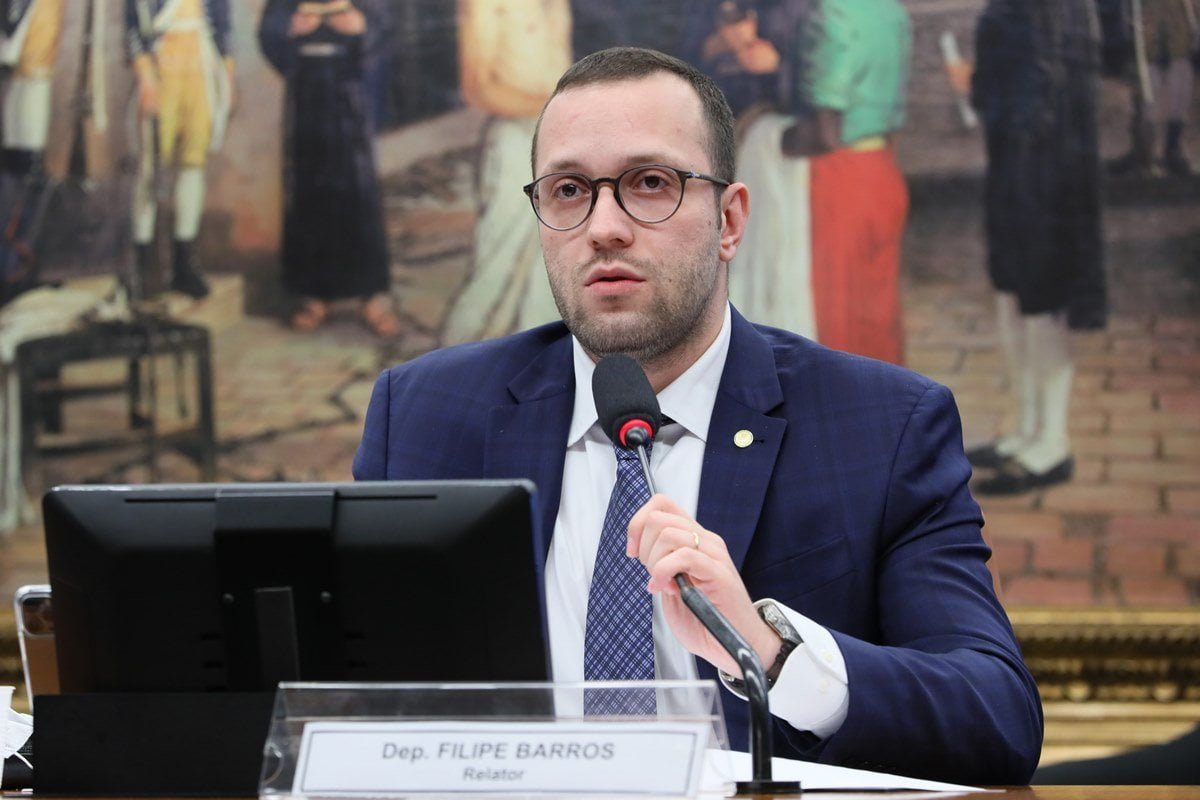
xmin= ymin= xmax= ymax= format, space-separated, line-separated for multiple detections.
xmin=569 ymin=314 xmax=661 ymax=360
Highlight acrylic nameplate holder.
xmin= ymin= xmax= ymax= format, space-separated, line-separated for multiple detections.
xmin=258 ymin=681 xmax=731 ymax=799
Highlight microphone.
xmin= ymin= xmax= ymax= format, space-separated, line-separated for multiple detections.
xmin=593 ymin=354 xmax=661 ymax=492
xmin=591 ymin=355 xmax=798 ymax=795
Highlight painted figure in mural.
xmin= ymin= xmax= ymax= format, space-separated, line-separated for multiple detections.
xmin=258 ymin=0 xmax=399 ymax=337
xmin=439 ymin=0 xmax=571 ymax=345
xmin=2 ymin=0 xmax=118 ymax=305
xmin=1 ymin=0 xmax=64 ymax=177
xmin=1136 ymin=0 xmax=1198 ymax=175
xmin=784 ymin=0 xmax=911 ymax=366
xmin=569 ymin=0 xmax=686 ymax=58
xmin=1103 ymin=0 xmax=1199 ymax=176
xmin=127 ymin=0 xmax=234 ymax=300
xmin=683 ymin=0 xmax=818 ymax=339
xmin=0 ymin=0 xmax=64 ymax=301
xmin=970 ymin=0 xmax=1107 ymax=495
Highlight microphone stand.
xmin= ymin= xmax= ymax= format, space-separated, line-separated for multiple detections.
xmin=630 ymin=436 xmax=801 ymax=795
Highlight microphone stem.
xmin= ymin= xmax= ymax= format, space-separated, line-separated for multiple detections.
xmin=634 ymin=444 xmax=777 ymax=785
xmin=635 ymin=444 xmax=657 ymax=494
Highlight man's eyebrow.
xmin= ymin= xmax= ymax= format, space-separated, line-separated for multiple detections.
xmin=538 ymin=155 xmax=683 ymax=176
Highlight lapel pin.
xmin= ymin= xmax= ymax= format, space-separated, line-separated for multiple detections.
xmin=733 ymin=429 xmax=754 ymax=449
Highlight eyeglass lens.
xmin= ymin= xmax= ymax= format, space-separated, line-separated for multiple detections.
xmin=531 ymin=165 xmax=686 ymax=230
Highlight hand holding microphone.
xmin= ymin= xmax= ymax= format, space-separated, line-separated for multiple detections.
xmin=592 ymin=355 xmax=796 ymax=792
xmin=591 ymin=354 xmax=779 ymax=677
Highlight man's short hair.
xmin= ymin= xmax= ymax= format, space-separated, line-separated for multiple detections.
xmin=531 ymin=47 xmax=737 ymax=184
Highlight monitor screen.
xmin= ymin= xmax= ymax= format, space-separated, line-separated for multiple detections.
xmin=42 ymin=480 xmax=550 ymax=693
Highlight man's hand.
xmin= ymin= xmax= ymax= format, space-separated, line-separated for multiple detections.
xmin=137 ymin=73 xmax=160 ymax=116
xmin=326 ymin=6 xmax=367 ymax=35
xmin=289 ymin=11 xmax=322 ymax=37
xmin=225 ymin=58 xmax=238 ymax=117
xmin=627 ymin=494 xmax=781 ymax=677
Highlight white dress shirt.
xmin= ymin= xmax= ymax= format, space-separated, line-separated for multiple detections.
xmin=544 ymin=304 xmax=850 ymax=738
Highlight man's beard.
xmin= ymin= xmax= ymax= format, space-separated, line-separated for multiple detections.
xmin=547 ymin=248 xmax=722 ymax=366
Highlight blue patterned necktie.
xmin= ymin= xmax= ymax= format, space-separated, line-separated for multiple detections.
xmin=584 ymin=442 xmax=656 ymax=715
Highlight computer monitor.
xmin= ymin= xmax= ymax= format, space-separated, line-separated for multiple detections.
xmin=42 ymin=480 xmax=550 ymax=693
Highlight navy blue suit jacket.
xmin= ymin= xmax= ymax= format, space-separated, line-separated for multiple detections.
xmin=353 ymin=308 xmax=1043 ymax=785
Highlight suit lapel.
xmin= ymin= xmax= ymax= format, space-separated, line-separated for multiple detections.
xmin=483 ymin=335 xmax=575 ymax=565
xmin=697 ymin=310 xmax=786 ymax=570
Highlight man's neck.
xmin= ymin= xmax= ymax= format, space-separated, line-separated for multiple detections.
xmin=582 ymin=301 xmax=729 ymax=394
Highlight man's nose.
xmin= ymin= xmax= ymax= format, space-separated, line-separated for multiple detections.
xmin=586 ymin=185 xmax=634 ymax=248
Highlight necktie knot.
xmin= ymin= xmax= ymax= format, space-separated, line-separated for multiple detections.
xmin=614 ymin=441 xmax=650 ymax=464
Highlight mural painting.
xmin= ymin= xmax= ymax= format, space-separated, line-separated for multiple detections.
xmin=0 ymin=0 xmax=1197 ymax=614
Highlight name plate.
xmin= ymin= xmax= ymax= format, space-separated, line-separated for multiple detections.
xmin=291 ymin=720 xmax=710 ymax=797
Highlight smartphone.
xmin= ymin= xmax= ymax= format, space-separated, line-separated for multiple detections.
xmin=13 ymin=585 xmax=58 ymax=700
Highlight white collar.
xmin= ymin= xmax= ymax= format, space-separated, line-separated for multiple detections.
xmin=566 ymin=303 xmax=733 ymax=447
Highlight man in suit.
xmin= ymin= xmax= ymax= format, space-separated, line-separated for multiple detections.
xmin=354 ymin=47 xmax=1042 ymax=785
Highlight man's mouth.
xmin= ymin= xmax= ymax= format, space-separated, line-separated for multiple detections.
xmin=585 ymin=267 xmax=644 ymax=286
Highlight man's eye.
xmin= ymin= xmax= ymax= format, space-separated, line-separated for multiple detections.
xmin=630 ymin=170 xmax=674 ymax=192
xmin=549 ymin=178 xmax=589 ymax=201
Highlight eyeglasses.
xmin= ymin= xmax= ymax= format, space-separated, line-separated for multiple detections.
xmin=522 ymin=164 xmax=730 ymax=231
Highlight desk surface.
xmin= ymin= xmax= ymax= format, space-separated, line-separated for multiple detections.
xmin=11 ymin=790 xmax=1199 ymax=800
xmin=910 ymin=789 xmax=1197 ymax=799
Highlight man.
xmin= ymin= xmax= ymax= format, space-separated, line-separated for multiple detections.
xmin=354 ymin=47 xmax=1042 ymax=785
xmin=127 ymin=0 xmax=234 ymax=300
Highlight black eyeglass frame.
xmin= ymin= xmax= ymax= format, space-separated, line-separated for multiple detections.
xmin=522 ymin=164 xmax=731 ymax=231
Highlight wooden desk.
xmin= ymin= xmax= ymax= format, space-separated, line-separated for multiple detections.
xmin=9 ymin=790 xmax=1199 ymax=799
xmin=949 ymin=789 xmax=1199 ymax=800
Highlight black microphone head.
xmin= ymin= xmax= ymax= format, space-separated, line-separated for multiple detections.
xmin=592 ymin=355 xmax=662 ymax=449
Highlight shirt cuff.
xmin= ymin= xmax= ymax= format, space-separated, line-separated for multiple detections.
xmin=717 ymin=599 xmax=849 ymax=740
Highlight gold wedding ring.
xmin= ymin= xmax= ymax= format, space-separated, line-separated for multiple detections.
xmin=691 ymin=531 xmax=701 ymax=549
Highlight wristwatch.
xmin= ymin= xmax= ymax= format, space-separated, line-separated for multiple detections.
xmin=719 ymin=600 xmax=804 ymax=690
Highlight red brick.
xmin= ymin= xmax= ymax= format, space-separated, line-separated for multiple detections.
xmin=1176 ymin=545 xmax=1200 ymax=579
xmin=961 ymin=351 xmax=1006 ymax=372
xmin=1066 ymin=410 xmax=1108 ymax=434
xmin=1073 ymin=434 xmax=1157 ymax=459
xmin=1163 ymin=434 xmax=1200 ymax=461
xmin=1118 ymin=577 xmax=1191 ymax=605
xmin=1104 ymin=541 xmax=1169 ymax=577
xmin=987 ymin=540 xmax=1029 ymax=576
xmin=1108 ymin=515 xmax=1200 ymax=543
xmin=976 ymin=492 xmax=1039 ymax=514
xmin=1072 ymin=372 xmax=1106 ymax=393
xmin=1041 ymin=484 xmax=1161 ymax=514
xmin=1109 ymin=459 xmax=1200 ymax=486
xmin=1072 ymin=328 xmax=1110 ymax=350
xmin=1071 ymin=391 xmax=1155 ymax=412
xmin=1110 ymin=411 xmax=1200 ymax=433
xmin=1076 ymin=351 xmax=1153 ymax=371
xmin=1033 ymin=539 xmax=1095 ymax=573
xmin=1166 ymin=489 xmax=1200 ymax=513
xmin=1001 ymin=576 xmax=1095 ymax=606
xmin=1156 ymin=353 xmax=1200 ymax=372
xmin=1109 ymin=317 xmax=1153 ymax=336
xmin=1110 ymin=336 xmax=1155 ymax=356
xmin=906 ymin=348 xmax=962 ymax=374
xmin=1109 ymin=373 xmax=1194 ymax=392
xmin=1159 ymin=392 xmax=1200 ymax=414
xmin=1154 ymin=318 xmax=1200 ymax=337
xmin=982 ymin=512 xmax=1065 ymax=541
xmin=1073 ymin=457 xmax=1106 ymax=484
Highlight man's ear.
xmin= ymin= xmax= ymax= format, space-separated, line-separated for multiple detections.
xmin=718 ymin=182 xmax=750 ymax=264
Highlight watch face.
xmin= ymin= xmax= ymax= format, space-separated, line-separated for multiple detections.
xmin=759 ymin=602 xmax=802 ymax=646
